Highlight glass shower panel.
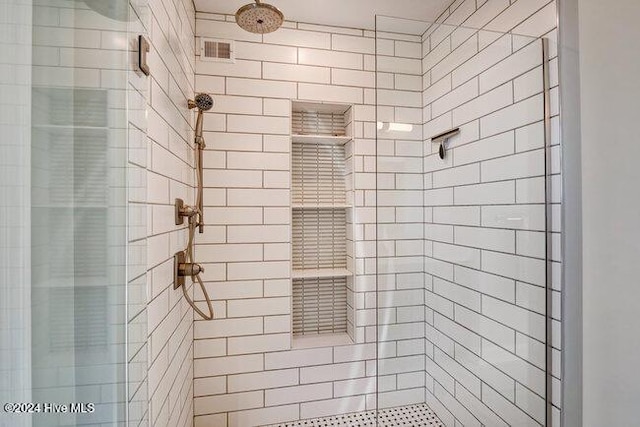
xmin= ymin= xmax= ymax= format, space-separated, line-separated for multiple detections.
xmin=0 ymin=1 xmax=131 ymax=426
xmin=375 ymin=16 xmax=549 ymax=426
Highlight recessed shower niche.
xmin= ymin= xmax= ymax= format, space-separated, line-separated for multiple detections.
xmin=290 ymin=101 xmax=355 ymax=345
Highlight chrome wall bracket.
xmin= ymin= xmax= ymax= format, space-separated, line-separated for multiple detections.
xmin=175 ymin=198 xmax=197 ymax=225
xmin=431 ymin=128 xmax=460 ymax=160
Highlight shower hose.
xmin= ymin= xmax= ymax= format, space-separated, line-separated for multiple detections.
xmin=181 ymin=142 xmax=214 ymax=320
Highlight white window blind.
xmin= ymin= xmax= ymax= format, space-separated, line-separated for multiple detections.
xmin=292 ymin=277 xmax=347 ymax=335
xmin=292 ymin=142 xmax=346 ymax=206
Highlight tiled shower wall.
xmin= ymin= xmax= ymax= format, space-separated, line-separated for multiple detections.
xmin=193 ymin=14 xmax=424 ymax=426
xmin=420 ymin=0 xmax=561 ymax=426
xmin=128 ymin=0 xmax=196 ymax=425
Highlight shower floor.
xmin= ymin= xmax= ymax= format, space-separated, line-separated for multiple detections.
xmin=266 ymin=403 xmax=443 ymax=427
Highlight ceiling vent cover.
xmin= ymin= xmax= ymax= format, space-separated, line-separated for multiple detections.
xmin=200 ymin=38 xmax=235 ymax=63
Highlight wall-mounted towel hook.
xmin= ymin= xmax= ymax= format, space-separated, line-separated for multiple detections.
xmin=431 ymin=128 xmax=460 ymax=160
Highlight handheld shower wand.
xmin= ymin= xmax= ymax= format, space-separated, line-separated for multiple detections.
xmin=174 ymin=93 xmax=215 ymax=321
xmin=188 ymin=93 xmax=213 ymax=234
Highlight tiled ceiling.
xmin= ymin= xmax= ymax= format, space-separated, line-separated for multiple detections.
xmin=193 ymin=0 xmax=452 ymax=31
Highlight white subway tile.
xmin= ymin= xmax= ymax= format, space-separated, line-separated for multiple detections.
xmin=209 ymin=94 xmax=262 ymax=115
xmin=435 ymin=313 xmax=482 ymax=355
xmin=334 ymin=377 xmax=376 ymax=397
xmin=423 ymin=75 xmax=452 ymax=106
xmin=298 ymin=83 xmax=363 ymax=104
xmin=227 ymin=297 xmax=290 ymax=317
xmin=228 ymin=189 xmax=290 ymax=206
xmin=376 ymin=55 xmax=421 ymax=75
xmin=482 ymin=295 xmax=545 ymax=341
xmin=481 ymin=204 xmax=545 ymax=231
xmin=194 ymin=376 xmax=226 ymax=397
xmin=203 ymin=169 xmax=262 ymax=188
xmin=433 ymin=206 xmax=481 ymax=226
xmin=332 ymin=34 xmax=375 ymax=54
xmin=452 ymin=33 xmax=512 ymax=87
xmin=299 ymin=48 xmax=362 ymax=69
xmin=454 ymin=225 xmax=515 ymax=253
xmin=484 ymin=383 xmax=538 ymax=427
xmin=434 ymin=383 xmax=482 ymax=427
xmin=203 ymin=132 xmax=263 ymax=152
xmin=264 ymin=28 xmax=331 ymax=49
xmin=516 ymin=230 xmax=546 ymax=259
xmin=433 ymin=163 xmax=480 ymax=188
xmin=424 ymin=291 xmax=454 ymax=320
xmin=425 ymin=356 xmax=455 ymax=394
xmin=194 ymin=354 xmax=264 ymax=377
xmin=453 ymin=131 xmax=515 ymax=166
xmin=194 ymin=391 xmax=263 ymax=416
xmin=332 ymin=68 xmax=375 ymax=88
xmin=228 ymin=333 xmax=290 ymax=355
xmin=228 ymin=405 xmax=299 ymax=427
xmin=455 ymin=376 xmax=510 ymax=427
xmin=455 ymin=344 xmax=515 ymax=401
xmin=514 ymin=65 xmax=543 ymax=102
xmin=202 ymin=207 xmax=262 ymax=225
xmin=333 ymin=343 xmax=376 ymax=363
xmin=482 ymin=149 xmax=545 ymax=182
xmin=227 ymin=77 xmax=297 ymax=99
xmin=227 ymin=114 xmax=290 ymax=134
xmin=454 ymin=181 xmax=515 ymax=206
xmin=481 ymin=94 xmax=543 ymax=138
xmin=194 ymin=317 xmax=263 ymax=339
xmin=453 ymin=82 xmax=513 ymax=127
xmin=433 ymin=277 xmax=481 ymax=311
xmin=433 ymin=78 xmax=479 ymax=118
xmin=196 ymin=59 xmax=261 ymax=78
xmin=423 ymin=39 xmax=451 ymax=73
xmin=300 ymin=362 xmax=366 ymax=384
xmin=300 ymin=396 xmax=366 ymax=419
xmin=395 ymin=40 xmax=422 ymax=58
xmin=197 ymin=18 xmax=262 ymax=42
xmin=263 ymin=62 xmax=330 ymax=84
xmin=516 ymin=281 xmax=545 ymax=314
xmin=266 ymin=383 xmax=333 ymax=406
xmin=455 ymin=304 xmax=516 ymax=352
xmin=265 ymin=347 xmax=333 ymax=370
xmin=432 ymin=37 xmax=478 ymax=83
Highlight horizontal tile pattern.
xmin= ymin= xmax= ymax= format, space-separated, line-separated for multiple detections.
xmin=421 ymin=0 xmax=560 ymax=425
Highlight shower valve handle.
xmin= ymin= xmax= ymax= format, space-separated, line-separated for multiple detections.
xmin=179 ymin=262 xmax=204 ymax=277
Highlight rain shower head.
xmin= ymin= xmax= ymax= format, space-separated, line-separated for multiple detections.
xmin=235 ymin=0 xmax=284 ymax=34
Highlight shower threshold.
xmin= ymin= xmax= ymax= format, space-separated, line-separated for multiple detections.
xmin=265 ymin=403 xmax=443 ymax=427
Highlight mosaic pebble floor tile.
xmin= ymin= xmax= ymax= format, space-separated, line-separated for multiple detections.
xmin=265 ymin=403 xmax=444 ymax=427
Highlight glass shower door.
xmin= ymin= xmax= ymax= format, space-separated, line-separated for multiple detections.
xmin=1 ymin=1 xmax=133 ymax=426
xmin=375 ymin=16 xmax=551 ymax=426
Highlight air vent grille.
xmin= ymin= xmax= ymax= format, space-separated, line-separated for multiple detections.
xmin=201 ymin=38 xmax=234 ymax=62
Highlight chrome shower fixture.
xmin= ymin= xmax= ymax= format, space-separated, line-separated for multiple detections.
xmin=235 ymin=0 xmax=284 ymax=34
